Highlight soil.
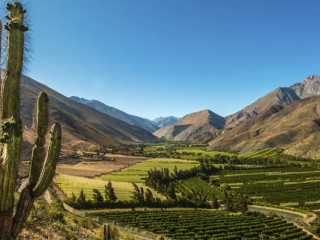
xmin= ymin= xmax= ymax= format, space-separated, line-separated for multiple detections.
xmin=56 ymin=154 xmax=148 ymax=177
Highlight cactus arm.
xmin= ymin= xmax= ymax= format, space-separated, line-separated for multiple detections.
xmin=32 ymin=123 xmax=61 ymax=197
xmin=11 ymin=188 xmax=33 ymax=238
xmin=29 ymin=92 xmax=49 ymax=188
xmin=10 ymin=123 xmax=61 ymax=237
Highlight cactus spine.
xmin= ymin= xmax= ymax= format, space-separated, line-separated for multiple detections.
xmin=0 ymin=2 xmax=62 ymax=239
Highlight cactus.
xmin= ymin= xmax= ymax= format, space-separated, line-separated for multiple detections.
xmin=0 ymin=2 xmax=62 ymax=239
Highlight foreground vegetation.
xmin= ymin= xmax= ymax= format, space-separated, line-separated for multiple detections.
xmin=19 ymin=199 xmax=102 ymax=240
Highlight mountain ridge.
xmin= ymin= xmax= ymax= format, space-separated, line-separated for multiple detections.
xmin=225 ymin=75 xmax=320 ymax=128
xmin=209 ymin=95 xmax=320 ymax=158
xmin=154 ymin=109 xmax=225 ymax=143
xmin=152 ymin=116 xmax=179 ymax=128
xmin=70 ymin=96 xmax=160 ymax=133
xmin=17 ymin=75 xmax=158 ymax=157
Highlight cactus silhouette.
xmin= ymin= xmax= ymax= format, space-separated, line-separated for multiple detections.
xmin=0 ymin=2 xmax=62 ymax=239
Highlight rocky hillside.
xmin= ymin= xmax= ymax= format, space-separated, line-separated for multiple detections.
xmin=154 ymin=110 xmax=225 ymax=143
xmin=226 ymin=75 xmax=320 ymax=128
xmin=70 ymin=96 xmax=159 ymax=133
xmin=152 ymin=116 xmax=179 ymax=128
xmin=19 ymin=75 xmax=157 ymax=157
xmin=209 ymin=95 xmax=320 ymax=158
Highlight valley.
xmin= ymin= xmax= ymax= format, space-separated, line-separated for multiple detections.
xmin=1 ymin=1 xmax=320 ymax=239
xmin=50 ymin=142 xmax=320 ymax=239
xmin=18 ymin=74 xmax=320 ymax=239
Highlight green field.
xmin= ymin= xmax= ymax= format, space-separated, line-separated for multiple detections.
xmin=99 ymin=158 xmax=199 ymax=183
xmin=144 ymin=145 xmax=236 ymax=160
xmin=240 ymin=148 xmax=283 ymax=159
xmin=55 ymin=158 xmax=198 ymax=201
xmin=54 ymin=175 xmax=164 ymax=201
xmin=93 ymin=210 xmax=312 ymax=240
xmin=218 ymin=167 xmax=320 ymax=208
xmin=177 ymin=148 xmax=236 ymax=157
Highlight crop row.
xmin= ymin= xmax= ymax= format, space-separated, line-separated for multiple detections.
xmin=220 ymin=167 xmax=319 ymax=176
xmin=240 ymin=148 xmax=283 ymax=159
xmin=176 ymin=178 xmax=224 ymax=199
xmin=218 ymin=167 xmax=320 ymax=207
xmin=220 ymin=171 xmax=320 ymax=184
xmin=237 ymin=182 xmax=320 ymax=205
xmin=93 ymin=210 xmax=313 ymax=240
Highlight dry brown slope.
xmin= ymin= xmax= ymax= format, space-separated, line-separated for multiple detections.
xmin=225 ymin=87 xmax=300 ymax=128
xmin=154 ymin=109 xmax=225 ymax=143
xmin=19 ymin=75 xmax=157 ymax=156
xmin=225 ymin=75 xmax=320 ymax=128
xmin=209 ymin=96 xmax=320 ymax=158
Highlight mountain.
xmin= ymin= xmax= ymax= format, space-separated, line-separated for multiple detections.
xmin=209 ymin=95 xmax=320 ymax=158
xmin=18 ymin=75 xmax=157 ymax=157
xmin=70 ymin=96 xmax=159 ymax=133
xmin=153 ymin=110 xmax=225 ymax=143
xmin=225 ymin=75 xmax=320 ymax=128
xmin=152 ymin=116 xmax=179 ymax=128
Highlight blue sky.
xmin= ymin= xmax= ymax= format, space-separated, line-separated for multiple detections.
xmin=11 ymin=0 xmax=320 ymax=119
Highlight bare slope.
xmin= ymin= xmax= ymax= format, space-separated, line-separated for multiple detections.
xmin=226 ymin=75 xmax=320 ymax=128
xmin=70 ymin=96 xmax=160 ymax=133
xmin=19 ymin=75 xmax=157 ymax=156
xmin=154 ymin=110 xmax=225 ymax=143
xmin=209 ymin=96 xmax=320 ymax=158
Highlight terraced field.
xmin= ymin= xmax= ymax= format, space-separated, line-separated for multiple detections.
xmin=176 ymin=148 xmax=236 ymax=157
xmin=176 ymin=178 xmax=224 ymax=200
xmin=240 ymin=148 xmax=283 ymax=159
xmin=93 ymin=210 xmax=313 ymax=239
xmin=218 ymin=167 xmax=320 ymax=208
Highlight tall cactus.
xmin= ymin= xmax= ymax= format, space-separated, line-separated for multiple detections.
xmin=0 ymin=2 xmax=62 ymax=239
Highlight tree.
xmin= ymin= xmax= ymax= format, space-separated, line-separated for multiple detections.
xmin=223 ymin=190 xmax=234 ymax=211
xmin=71 ymin=192 xmax=77 ymax=202
xmin=167 ymin=184 xmax=177 ymax=200
xmin=105 ymin=180 xmax=117 ymax=202
xmin=212 ymin=197 xmax=219 ymax=209
xmin=131 ymin=183 xmax=145 ymax=204
xmin=92 ymin=189 xmax=104 ymax=205
xmin=144 ymin=188 xmax=155 ymax=205
xmin=191 ymin=189 xmax=208 ymax=206
xmin=77 ymin=189 xmax=87 ymax=207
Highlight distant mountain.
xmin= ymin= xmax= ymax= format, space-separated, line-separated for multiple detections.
xmin=225 ymin=75 xmax=320 ymax=128
xmin=17 ymin=75 xmax=157 ymax=157
xmin=209 ymin=95 xmax=320 ymax=158
xmin=154 ymin=110 xmax=225 ymax=143
xmin=152 ymin=116 xmax=179 ymax=128
xmin=70 ymin=96 xmax=159 ymax=133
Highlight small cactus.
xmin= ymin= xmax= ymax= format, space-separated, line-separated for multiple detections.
xmin=103 ymin=224 xmax=111 ymax=240
xmin=0 ymin=2 xmax=62 ymax=239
